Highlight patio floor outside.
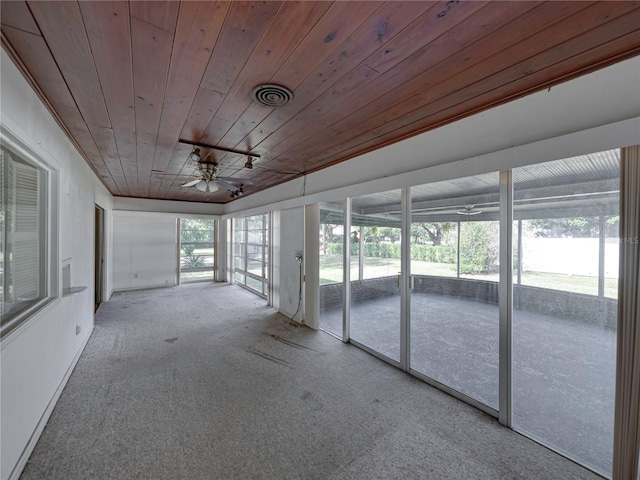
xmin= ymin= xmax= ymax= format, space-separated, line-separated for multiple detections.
xmin=320 ymin=292 xmax=616 ymax=476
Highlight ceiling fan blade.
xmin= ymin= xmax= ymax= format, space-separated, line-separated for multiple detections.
xmin=181 ymin=178 xmax=201 ymax=187
xmin=214 ymin=179 xmax=240 ymax=192
xmin=216 ymin=176 xmax=254 ymax=186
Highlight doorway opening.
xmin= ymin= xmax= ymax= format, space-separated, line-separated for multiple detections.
xmin=94 ymin=205 xmax=104 ymax=312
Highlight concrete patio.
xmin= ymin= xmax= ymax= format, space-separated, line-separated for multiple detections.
xmin=320 ymin=291 xmax=616 ymax=476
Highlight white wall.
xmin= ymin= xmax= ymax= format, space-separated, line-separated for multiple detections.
xmin=0 ymin=49 xmax=114 ymax=480
xmin=113 ymin=196 xmax=224 ymax=216
xmin=112 ymin=212 xmax=178 ymax=291
xmin=277 ymin=207 xmax=304 ymax=322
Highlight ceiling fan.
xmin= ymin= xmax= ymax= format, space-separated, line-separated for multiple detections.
xmin=457 ymin=205 xmax=483 ymax=216
xmin=181 ymin=149 xmax=253 ymax=198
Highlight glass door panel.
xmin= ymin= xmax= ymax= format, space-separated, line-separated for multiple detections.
xmin=234 ymin=214 xmax=269 ymax=298
xmin=512 ymin=150 xmax=619 ymax=476
xmin=179 ymin=218 xmax=214 ymax=283
xmin=350 ymin=190 xmax=401 ymax=362
xmin=319 ymin=202 xmax=344 ymax=337
xmin=410 ymin=173 xmax=500 ymax=409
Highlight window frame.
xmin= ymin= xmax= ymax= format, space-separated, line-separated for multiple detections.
xmin=233 ymin=213 xmax=269 ymax=299
xmin=1 ymin=128 xmax=58 ymax=340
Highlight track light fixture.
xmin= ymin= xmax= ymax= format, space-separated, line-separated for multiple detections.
xmin=229 ymin=186 xmax=244 ymax=198
xmin=179 ymin=139 xmax=260 ymax=159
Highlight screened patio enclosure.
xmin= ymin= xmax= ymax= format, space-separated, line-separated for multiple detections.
xmin=318 ymin=150 xmax=620 ymax=477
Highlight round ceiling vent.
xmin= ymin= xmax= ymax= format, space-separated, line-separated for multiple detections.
xmin=251 ymin=84 xmax=294 ymax=107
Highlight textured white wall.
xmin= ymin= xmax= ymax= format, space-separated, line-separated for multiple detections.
xmin=278 ymin=207 xmax=304 ymax=322
xmin=112 ymin=213 xmax=178 ymax=291
xmin=0 ymin=49 xmax=114 ymax=480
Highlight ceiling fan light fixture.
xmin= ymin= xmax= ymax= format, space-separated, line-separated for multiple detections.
xmin=195 ymin=180 xmax=220 ymax=193
xmin=244 ymin=157 xmax=254 ymax=169
xmin=188 ymin=147 xmax=201 ymax=163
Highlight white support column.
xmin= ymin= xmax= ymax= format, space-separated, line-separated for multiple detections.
xmin=499 ymin=170 xmax=513 ymax=427
xmin=400 ymin=187 xmax=411 ymax=372
xmin=215 ymin=218 xmax=227 ymax=282
xmin=343 ymin=198 xmax=351 ymax=343
xmin=613 ymin=145 xmax=640 ymax=480
xmin=358 ymin=225 xmax=364 ymax=281
xmin=226 ymin=218 xmax=234 ymax=284
xmin=598 ymin=214 xmax=606 ymax=299
xmin=176 ymin=219 xmax=182 ymax=285
xmin=304 ymin=204 xmax=320 ymax=330
xmin=270 ymin=211 xmax=281 ymax=311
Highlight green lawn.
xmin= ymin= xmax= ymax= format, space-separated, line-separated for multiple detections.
xmin=180 ymin=270 xmax=214 ymax=283
xmin=180 ymin=247 xmax=214 ymax=283
xmin=319 ymin=254 xmax=618 ymax=298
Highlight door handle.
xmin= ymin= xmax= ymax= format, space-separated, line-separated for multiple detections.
xmin=398 ymin=273 xmax=415 ymax=289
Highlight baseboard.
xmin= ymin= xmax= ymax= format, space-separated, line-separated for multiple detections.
xmin=8 ymin=325 xmax=94 ymax=480
xmin=112 ymin=283 xmax=176 ymax=293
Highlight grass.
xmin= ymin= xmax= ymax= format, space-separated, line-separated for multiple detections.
xmin=180 ymin=248 xmax=214 ymax=283
xmin=319 ymin=254 xmax=618 ymax=298
xmin=180 ymin=270 xmax=214 ymax=283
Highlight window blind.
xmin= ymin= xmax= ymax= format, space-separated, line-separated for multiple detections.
xmin=10 ymin=159 xmax=40 ymax=300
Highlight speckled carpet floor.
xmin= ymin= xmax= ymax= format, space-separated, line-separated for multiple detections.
xmin=21 ymin=283 xmax=602 ymax=480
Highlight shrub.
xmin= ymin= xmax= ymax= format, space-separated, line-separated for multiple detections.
xmin=459 ymin=222 xmax=498 ymax=274
xmin=181 ymin=254 xmax=204 ymax=268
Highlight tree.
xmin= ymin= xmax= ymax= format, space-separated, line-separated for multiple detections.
xmin=459 ymin=222 xmax=498 ymax=274
xmin=411 ymin=222 xmax=453 ymax=245
xmin=364 ymin=226 xmax=379 ymax=243
xmin=180 ymin=218 xmax=214 ymax=243
xmin=378 ymin=226 xmax=400 ymax=243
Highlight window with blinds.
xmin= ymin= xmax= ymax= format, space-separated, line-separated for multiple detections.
xmin=1 ymin=145 xmax=48 ymax=338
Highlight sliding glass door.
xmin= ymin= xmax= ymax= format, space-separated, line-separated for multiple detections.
xmin=316 ymin=148 xmax=622 ymax=478
xmin=350 ymin=190 xmax=402 ymax=363
xmin=409 ymin=173 xmax=500 ymax=410
xmin=319 ymin=202 xmax=344 ymax=337
xmin=511 ymin=151 xmax=619 ymax=476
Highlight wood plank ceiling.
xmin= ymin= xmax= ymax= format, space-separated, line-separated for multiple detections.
xmin=1 ymin=1 xmax=639 ymax=203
